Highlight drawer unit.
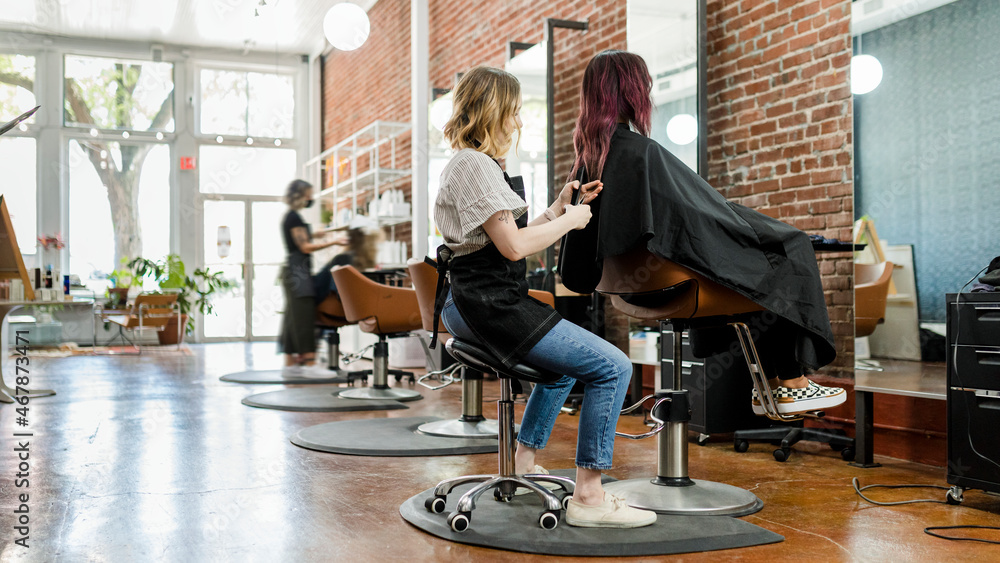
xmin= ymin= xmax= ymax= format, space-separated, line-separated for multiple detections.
xmin=660 ymin=327 xmax=766 ymax=437
xmin=946 ymin=292 xmax=1000 ymax=494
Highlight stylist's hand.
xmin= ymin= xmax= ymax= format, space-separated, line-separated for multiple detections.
xmin=563 ymin=204 xmax=592 ymax=230
xmin=557 ymin=179 xmax=603 ymax=208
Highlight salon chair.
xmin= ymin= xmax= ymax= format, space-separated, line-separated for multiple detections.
xmin=331 ymin=265 xmax=422 ymax=401
xmin=406 ymin=258 xmax=557 ymax=437
xmin=314 ymin=292 xmax=368 ymax=384
xmin=596 ymin=247 xmax=834 ymax=513
xmin=424 ymin=337 xmax=576 ymax=532
xmin=853 ymin=261 xmax=894 ymax=371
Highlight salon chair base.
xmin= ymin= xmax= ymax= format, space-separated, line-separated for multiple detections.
xmin=602 ymin=478 xmax=763 ymax=517
xmin=339 ymin=338 xmax=422 ymax=402
xmin=733 ymin=424 xmax=855 ymax=463
xmin=418 ymin=418 xmax=503 ymax=438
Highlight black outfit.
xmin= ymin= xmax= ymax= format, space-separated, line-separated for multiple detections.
xmin=560 ymin=124 xmax=836 ymax=375
xmin=434 ymin=170 xmax=561 ymax=369
xmin=279 ymin=209 xmax=316 ymax=355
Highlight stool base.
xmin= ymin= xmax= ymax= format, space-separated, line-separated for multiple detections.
xmin=602 ymin=478 xmax=763 ymax=517
xmin=339 ymin=386 xmax=422 ymax=402
xmin=418 ymin=418 xmax=515 ymax=438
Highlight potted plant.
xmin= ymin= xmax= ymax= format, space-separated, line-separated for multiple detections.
xmin=129 ymin=254 xmax=235 ymax=344
xmin=106 ymin=257 xmax=137 ymax=310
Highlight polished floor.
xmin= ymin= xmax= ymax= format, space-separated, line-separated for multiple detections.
xmin=2 ymin=342 xmax=999 ymax=561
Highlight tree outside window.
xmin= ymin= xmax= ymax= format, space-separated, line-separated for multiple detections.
xmin=201 ymin=68 xmax=293 ymax=139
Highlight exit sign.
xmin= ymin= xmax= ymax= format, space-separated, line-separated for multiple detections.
xmin=180 ymin=157 xmax=196 ymax=170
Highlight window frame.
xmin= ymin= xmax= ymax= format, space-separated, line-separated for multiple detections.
xmin=195 ymin=61 xmax=298 ymax=144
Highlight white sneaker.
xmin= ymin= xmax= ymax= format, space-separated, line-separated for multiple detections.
xmin=281 ymin=365 xmax=303 ymax=377
xmin=514 ymin=465 xmax=563 ymax=496
xmin=752 ymin=380 xmax=846 ymax=415
xmin=565 ymin=492 xmax=657 ymax=528
xmin=299 ymin=363 xmax=333 ymax=379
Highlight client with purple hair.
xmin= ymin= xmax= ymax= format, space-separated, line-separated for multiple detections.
xmin=560 ymin=50 xmax=846 ymax=415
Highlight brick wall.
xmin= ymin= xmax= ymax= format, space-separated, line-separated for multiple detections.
xmin=705 ymin=0 xmax=855 ymax=378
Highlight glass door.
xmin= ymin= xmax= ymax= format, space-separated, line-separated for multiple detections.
xmin=201 ymin=197 xmax=286 ymax=341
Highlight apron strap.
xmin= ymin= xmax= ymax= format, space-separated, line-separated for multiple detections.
xmin=429 ymin=244 xmax=453 ymax=349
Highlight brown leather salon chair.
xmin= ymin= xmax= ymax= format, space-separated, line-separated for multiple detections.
xmin=331 ymin=265 xmax=423 ymax=401
xmin=854 ymin=261 xmax=894 ymax=371
xmin=595 ymin=247 xmax=849 ymax=513
xmin=406 ymin=258 xmax=556 ymax=437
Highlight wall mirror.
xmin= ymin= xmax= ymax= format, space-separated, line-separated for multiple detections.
xmin=852 ymin=0 xmax=999 ymax=365
xmin=628 ymin=0 xmax=705 ymax=175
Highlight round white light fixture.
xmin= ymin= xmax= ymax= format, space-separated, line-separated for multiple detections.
xmin=324 ymin=3 xmax=370 ymax=51
xmin=666 ymin=114 xmax=698 ymax=146
xmin=246 ymin=137 xmax=254 ymax=145
xmin=429 ymin=98 xmax=453 ymax=132
xmin=216 ymin=135 xmax=224 ymax=143
xmin=18 ymin=123 xmax=27 ymax=132
xmin=156 ymin=131 xmax=164 ymax=140
xmin=274 ymin=139 xmax=282 ymax=146
xmin=851 ymin=54 xmax=883 ymax=95
xmin=122 ymin=131 xmax=130 ymax=139
xmin=89 ymin=128 xmax=98 ymax=137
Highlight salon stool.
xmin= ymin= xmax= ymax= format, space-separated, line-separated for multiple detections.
xmin=425 ymin=338 xmax=575 ymax=532
xmin=331 ymin=265 xmax=422 ymax=402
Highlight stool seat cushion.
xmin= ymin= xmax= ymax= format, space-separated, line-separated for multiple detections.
xmin=446 ymin=338 xmax=561 ymax=384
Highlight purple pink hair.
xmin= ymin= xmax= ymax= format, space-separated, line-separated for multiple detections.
xmin=570 ymin=50 xmax=653 ymax=182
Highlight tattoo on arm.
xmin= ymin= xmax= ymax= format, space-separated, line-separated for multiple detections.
xmin=291 ymin=227 xmax=310 ymax=250
xmin=497 ymin=211 xmax=510 ymax=224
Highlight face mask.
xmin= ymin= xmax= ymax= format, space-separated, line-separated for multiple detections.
xmin=304 ymin=199 xmax=315 ymax=208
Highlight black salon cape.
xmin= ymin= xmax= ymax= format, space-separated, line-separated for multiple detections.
xmin=559 ymin=124 xmax=836 ymax=370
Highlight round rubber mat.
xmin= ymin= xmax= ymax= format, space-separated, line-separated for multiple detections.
xmin=400 ymin=469 xmax=783 ymax=556
xmin=242 ymin=387 xmax=408 ymax=412
xmin=219 ymin=369 xmax=353 ymax=385
xmin=290 ymin=417 xmax=499 ymax=456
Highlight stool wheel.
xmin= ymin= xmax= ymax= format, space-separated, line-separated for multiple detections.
xmin=425 ymin=496 xmax=447 ymax=514
xmin=773 ymin=448 xmax=790 ymax=462
xmin=448 ymin=511 xmax=471 ymax=532
xmin=840 ymin=447 xmax=855 ymax=462
xmin=696 ymin=434 xmax=710 ymax=446
xmin=946 ymin=487 xmax=964 ymax=505
xmin=560 ymin=494 xmax=572 ymax=511
xmin=494 ymin=488 xmax=513 ymax=502
xmin=734 ymin=439 xmax=749 ymax=453
xmin=538 ymin=511 xmax=560 ymax=530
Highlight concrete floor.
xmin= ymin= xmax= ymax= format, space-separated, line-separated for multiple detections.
xmin=1 ymin=342 xmax=999 ymax=561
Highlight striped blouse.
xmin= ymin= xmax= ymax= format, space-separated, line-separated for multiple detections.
xmin=434 ymin=148 xmax=527 ymax=257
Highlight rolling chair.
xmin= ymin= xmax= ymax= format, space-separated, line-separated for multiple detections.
xmin=406 ymin=258 xmax=557 ymax=437
xmin=94 ymin=292 xmax=180 ymax=354
xmin=854 ymin=261 xmax=894 ymax=371
xmin=331 ymin=265 xmax=423 ymax=401
xmin=595 ymin=247 xmax=836 ymax=512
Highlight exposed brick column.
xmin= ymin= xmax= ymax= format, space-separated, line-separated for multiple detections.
xmin=706 ymin=0 xmax=855 ymax=379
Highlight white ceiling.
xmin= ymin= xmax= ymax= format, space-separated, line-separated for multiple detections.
xmin=0 ymin=0 xmax=377 ymax=56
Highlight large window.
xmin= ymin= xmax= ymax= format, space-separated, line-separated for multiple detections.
xmin=198 ymin=145 xmax=297 ymax=195
xmin=68 ymin=139 xmax=170 ymax=295
xmin=200 ymin=69 xmax=294 ymax=138
xmin=64 ymin=55 xmax=175 ymax=132
xmin=0 ymin=54 xmax=37 ymax=124
xmin=0 ymin=137 xmax=37 ymax=255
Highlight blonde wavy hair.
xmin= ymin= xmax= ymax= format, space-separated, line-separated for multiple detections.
xmin=443 ymin=66 xmax=521 ymax=158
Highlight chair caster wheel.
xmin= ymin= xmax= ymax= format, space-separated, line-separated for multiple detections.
xmin=425 ymin=496 xmax=447 ymax=513
xmin=448 ymin=511 xmax=471 ymax=532
xmin=946 ymin=487 xmax=964 ymax=505
xmin=394 ymin=374 xmax=402 ymax=382
xmin=697 ymin=434 xmax=710 ymax=446
xmin=734 ymin=439 xmax=749 ymax=453
xmin=773 ymin=448 xmax=790 ymax=462
xmin=840 ymin=447 xmax=856 ymax=462
xmin=560 ymin=494 xmax=573 ymax=511
xmin=830 ymin=442 xmax=846 ymax=452
xmin=538 ymin=511 xmax=560 ymax=530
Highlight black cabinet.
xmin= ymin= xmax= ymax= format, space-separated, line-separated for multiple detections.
xmin=946 ymin=292 xmax=1000 ymax=494
xmin=659 ymin=329 xmax=766 ymax=437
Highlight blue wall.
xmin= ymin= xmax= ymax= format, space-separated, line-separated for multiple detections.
xmin=855 ymin=0 xmax=1000 ymax=321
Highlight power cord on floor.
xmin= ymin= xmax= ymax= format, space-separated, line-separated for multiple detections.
xmin=854 ymin=479 xmax=1000 ymax=545
xmin=852 ymin=477 xmax=949 ymax=506
xmin=924 ymin=526 xmax=1000 ymax=545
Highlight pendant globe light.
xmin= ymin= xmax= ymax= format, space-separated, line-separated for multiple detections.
xmin=851 ymin=54 xmax=883 ymax=95
xmin=323 ymin=2 xmax=371 ymax=51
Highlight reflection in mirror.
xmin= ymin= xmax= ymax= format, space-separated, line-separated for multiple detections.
xmin=426 ymin=90 xmax=454 ymax=253
xmin=505 ymin=42 xmax=548 ymax=274
xmin=628 ymin=0 xmax=699 ymax=172
xmin=852 ymin=0 xmax=999 ymax=364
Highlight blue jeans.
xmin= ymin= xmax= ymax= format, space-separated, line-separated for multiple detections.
xmin=441 ymin=293 xmax=633 ymax=470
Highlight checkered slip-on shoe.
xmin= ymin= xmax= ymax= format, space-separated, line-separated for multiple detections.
xmin=751 ymin=380 xmax=846 ymax=415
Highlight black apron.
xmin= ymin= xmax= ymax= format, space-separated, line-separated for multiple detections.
xmin=430 ymin=167 xmax=561 ymax=369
